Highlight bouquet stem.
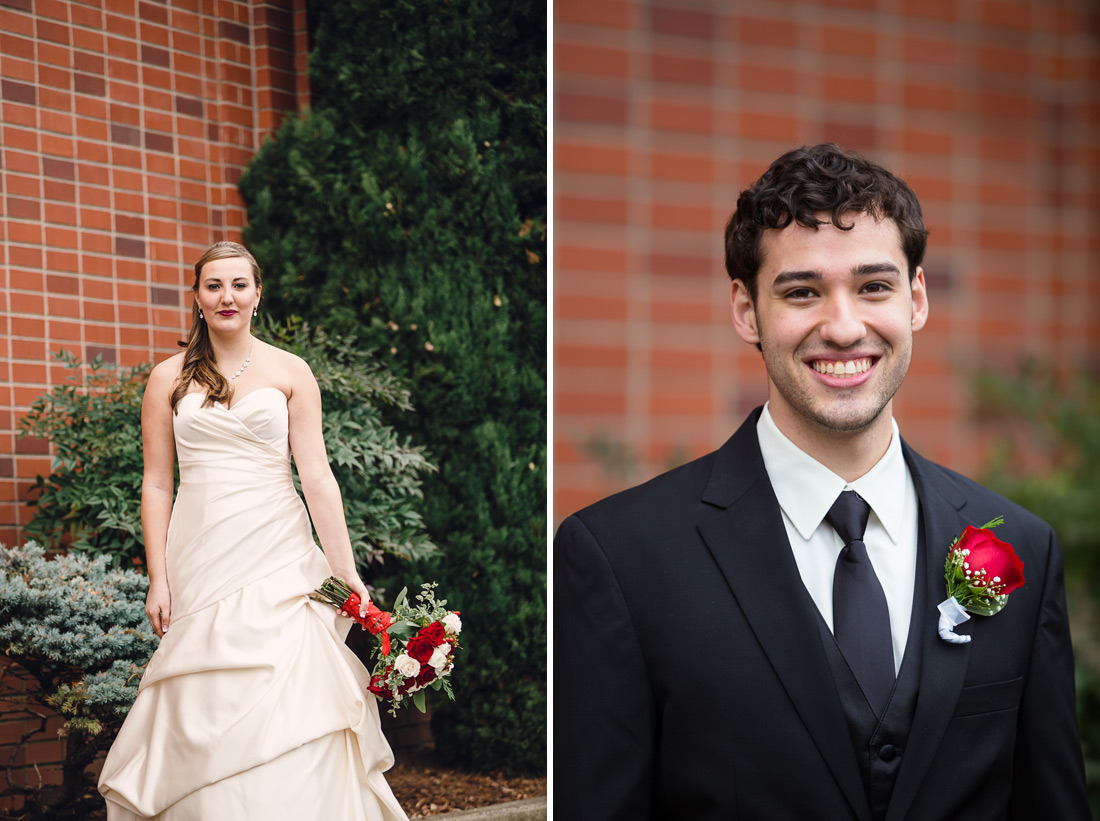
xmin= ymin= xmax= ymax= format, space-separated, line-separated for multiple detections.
xmin=311 ymin=577 xmax=393 ymax=655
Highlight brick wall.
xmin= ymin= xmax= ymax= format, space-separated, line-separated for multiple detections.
xmin=0 ymin=662 xmax=68 ymax=813
xmin=0 ymin=0 xmax=307 ymax=808
xmin=553 ymin=0 xmax=1100 ymax=522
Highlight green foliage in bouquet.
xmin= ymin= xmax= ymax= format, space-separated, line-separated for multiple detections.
xmin=239 ymin=0 xmax=546 ymax=774
xmin=19 ymin=326 xmax=436 ymax=568
xmin=975 ymin=363 xmax=1100 ymax=812
xmin=0 ymin=541 xmax=157 ymax=818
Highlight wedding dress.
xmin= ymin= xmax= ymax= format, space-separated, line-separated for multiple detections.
xmin=99 ymin=387 xmax=407 ymax=821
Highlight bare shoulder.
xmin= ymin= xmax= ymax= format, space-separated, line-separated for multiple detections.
xmin=258 ymin=341 xmax=317 ymax=397
xmin=146 ymin=352 xmax=185 ymax=399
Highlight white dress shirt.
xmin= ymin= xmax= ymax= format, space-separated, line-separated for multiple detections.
xmin=756 ymin=403 xmax=919 ymax=675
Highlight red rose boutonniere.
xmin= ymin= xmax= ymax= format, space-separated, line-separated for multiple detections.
xmin=937 ymin=516 xmax=1025 ymax=644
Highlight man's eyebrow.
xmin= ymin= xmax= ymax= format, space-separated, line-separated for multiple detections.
xmin=852 ymin=261 xmax=902 ymax=276
xmin=772 ymin=270 xmax=821 ymax=288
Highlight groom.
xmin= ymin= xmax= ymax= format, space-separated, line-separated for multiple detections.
xmin=554 ymin=144 xmax=1089 ymax=820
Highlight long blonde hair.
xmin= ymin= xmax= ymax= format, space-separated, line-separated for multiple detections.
xmin=170 ymin=241 xmax=262 ymax=413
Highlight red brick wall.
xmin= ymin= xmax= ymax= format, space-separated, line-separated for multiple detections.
xmin=0 ymin=663 xmax=68 ymax=814
xmin=0 ymin=1 xmax=307 ymax=806
xmin=0 ymin=0 xmax=308 ymax=548
xmin=553 ymin=0 xmax=1100 ymax=522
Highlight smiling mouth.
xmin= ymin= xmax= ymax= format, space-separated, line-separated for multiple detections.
xmin=811 ymin=357 xmax=875 ymax=378
xmin=217 ymin=310 xmax=237 ymax=316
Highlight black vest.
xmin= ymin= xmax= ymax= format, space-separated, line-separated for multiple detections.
xmin=817 ymin=515 xmax=927 ymax=821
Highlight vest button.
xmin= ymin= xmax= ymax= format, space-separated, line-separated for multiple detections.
xmin=879 ymin=744 xmax=897 ymax=762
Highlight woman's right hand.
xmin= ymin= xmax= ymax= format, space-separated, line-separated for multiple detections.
xmin=145 ymin=579 xmax=172 ymax=638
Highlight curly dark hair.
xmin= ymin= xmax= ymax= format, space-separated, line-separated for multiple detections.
xmin=724 ymin=144 xmax=927 ymax=297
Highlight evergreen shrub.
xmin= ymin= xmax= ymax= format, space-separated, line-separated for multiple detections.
xmin=0 ymin=541 xmax=157 ymax=819
xmin=239 ymin=0 xmax=546 ymax=773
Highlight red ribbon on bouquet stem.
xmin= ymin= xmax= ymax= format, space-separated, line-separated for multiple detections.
xmin=340 ymin=592 xmax=393 ymax=655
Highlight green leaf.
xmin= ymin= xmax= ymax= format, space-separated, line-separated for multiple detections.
xmin=386 ymin=620 xmax=419 ymax=638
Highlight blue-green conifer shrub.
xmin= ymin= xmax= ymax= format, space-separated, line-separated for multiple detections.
xmin=0 ymin=542 xmax=157 ymax=818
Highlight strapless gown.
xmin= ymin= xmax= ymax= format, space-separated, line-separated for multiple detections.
xmin=98 ymin=387 xmax=407 ymax=821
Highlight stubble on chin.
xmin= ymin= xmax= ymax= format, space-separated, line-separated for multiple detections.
xmin=763 ymin=346 xmax=911 ymax=437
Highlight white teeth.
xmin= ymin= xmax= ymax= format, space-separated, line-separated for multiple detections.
xmin=811 ymin=358 xmax=872 ymax=378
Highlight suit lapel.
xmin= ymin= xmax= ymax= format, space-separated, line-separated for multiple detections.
xmin=697 ymin=412 xmax=872 ymax=821
xmin=885 ymin=445 xmax=974 ymax=821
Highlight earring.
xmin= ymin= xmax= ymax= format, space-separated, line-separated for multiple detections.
xmin=198 ymin=309 xmax=204 ymax=320
xmin=253 ymin=306 xmax=258 ymax=317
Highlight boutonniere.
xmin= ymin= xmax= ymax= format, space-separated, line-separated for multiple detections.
xmin=937 ymin=516 xmax=1026 ymax=644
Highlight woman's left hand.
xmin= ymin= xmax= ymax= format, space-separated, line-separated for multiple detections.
xmin=336 ymin=571 xmax=371 ymax=618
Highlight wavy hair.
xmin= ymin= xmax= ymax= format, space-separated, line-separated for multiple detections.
xmin=724 ymin=144 xmax=928 ymax=298
xmin=169 ymin=241 xmax=262 ymax=413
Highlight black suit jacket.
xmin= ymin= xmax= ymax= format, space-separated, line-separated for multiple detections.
xmin=554 ymin=409 xmax=1088 ymax=820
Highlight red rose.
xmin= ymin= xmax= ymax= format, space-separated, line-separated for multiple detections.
xmin=396 ymin=666 xmax=437 ymax=694
xmin=418 ymin=621 xmax=446 ymax=646
xmin=368 ymin=668 xmax=394 ymax=698
xmin=406 ymin=635 xmax=435 ymax=663
xmin=956 ymin=525 xmax=1025 ymax=595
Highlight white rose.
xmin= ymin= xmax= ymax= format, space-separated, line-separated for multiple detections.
xmin=429 ymin=645 xmax=449 ymax=672
xmin=394 ymin=653 xmax=421 ymax=678
xmin=443 ymin=612 xmax=462 ymax=635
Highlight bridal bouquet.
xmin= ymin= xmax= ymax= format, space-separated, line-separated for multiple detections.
xmin=312 ymin=578 xmax=461 ymax=714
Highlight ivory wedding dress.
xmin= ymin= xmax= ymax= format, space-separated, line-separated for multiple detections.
xmin=99 ymin=387 xmax=407 ymax=821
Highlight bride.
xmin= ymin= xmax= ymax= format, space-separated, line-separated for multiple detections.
xmin=99 ymin=241 xmax=408 ymax=820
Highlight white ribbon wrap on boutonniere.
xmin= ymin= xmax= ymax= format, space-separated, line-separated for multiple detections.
xmin=938 ymin=516 xmax=1025 ymax=645
xmin=937 ymin=596 xmax=971 ymax=644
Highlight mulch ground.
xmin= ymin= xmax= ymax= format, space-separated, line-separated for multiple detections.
xmin=14 ymin=749 xmax=546 ymax=820
xmin=387 ymin=748 xmax=547 ymax=818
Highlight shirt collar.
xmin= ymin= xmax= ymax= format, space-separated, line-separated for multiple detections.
xmin=756 ymin=402 xmax=907 ymax=544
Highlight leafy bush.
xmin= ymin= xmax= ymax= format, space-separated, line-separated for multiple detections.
xmin=239 ymin=0 xmax=546 ymax=773
xmin=261 ymin=316 xmax=437 ymax=565
xmin=17 ymin=351 xmax=148 ymax=562
xmin=0 ymin=541 xmax=157 ymax=819
xmin=18 ymin=322 xmax=435 ymax=569
xmin=975 ymin=363 xmax=1100 ymax=813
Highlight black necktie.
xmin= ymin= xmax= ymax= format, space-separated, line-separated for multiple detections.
xmin=827 ymin=490 xmax=895 ymax=716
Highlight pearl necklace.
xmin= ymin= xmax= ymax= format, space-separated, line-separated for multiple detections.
xmin=227 ymin=338 xmax=254 ymax=382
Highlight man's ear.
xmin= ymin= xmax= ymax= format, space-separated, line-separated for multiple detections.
xmin=910 ymin=267 xmax=928 ymax=332
xmin=730 ymin=279 xmax=760 ymax=346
